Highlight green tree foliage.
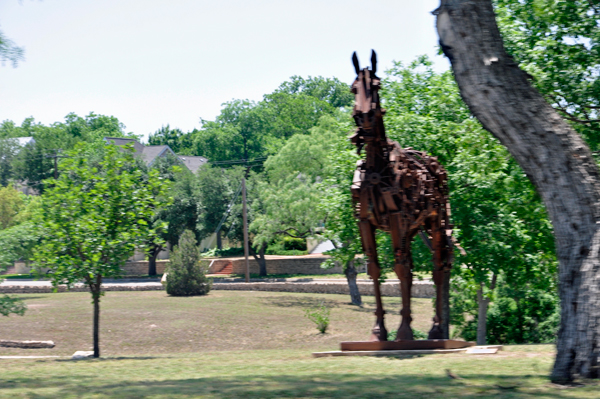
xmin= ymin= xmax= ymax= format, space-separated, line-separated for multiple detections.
xmin=196 ymin=164 xmax=238 ymax=249
xmin=454 ymin=274 xmax=559 ymax=344
xmin=0 ymin=113 xmax=134 ymax=193
xmin=0 ymin=186 xmax=24 ymax=229
xmin=251 ymin=115 xmax=339 ymax=251
xmin=494 ymin=0 xmax=600 ymax=149
xmin=0 ymin=187 xmax=38 ymax=317
xmin=150 ymin=76 xmax=349 ymax=162
xmin=380 ymin=56 xmax=557 ymax=342
xmin=274 ymin=76 xmax=354 ymax=108
xmin=148 ymin=125 xmax=192 ymax=155
xmin=166 ymin=229 xmax=211 ymax=296
xmin=34 ymin=143 xmax=168 ymax=357
xmin=0 ymin=28 xmax=24 ymax=67
xmin=0 ymin=138 xmax=19 ymax=187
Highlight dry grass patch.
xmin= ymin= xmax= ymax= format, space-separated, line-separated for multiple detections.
xmin=1 ymin=290 xmax=433 ymax=356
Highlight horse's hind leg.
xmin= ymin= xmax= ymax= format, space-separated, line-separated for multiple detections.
xmin=429 ymin=219 xmax=451 ymax=339
xmin=358 ymin=220 xmax=387 ymax=341
xmin=390 ymin=213 xmax=414 ymax=340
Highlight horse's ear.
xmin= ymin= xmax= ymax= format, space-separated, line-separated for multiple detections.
xmin=371 ymin=50 xmax=377 ymax=74
xmin=352 ymin=52 xmax=360 ymax=75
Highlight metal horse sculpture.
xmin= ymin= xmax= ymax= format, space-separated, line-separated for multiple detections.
xmin=350 ymin=51 xmax=454 ymax=341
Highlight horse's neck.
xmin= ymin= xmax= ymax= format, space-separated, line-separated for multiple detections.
xmin=366 ymin=118 xmax=390 ymax=171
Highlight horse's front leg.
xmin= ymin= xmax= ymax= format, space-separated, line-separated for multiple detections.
xmin=358 ymin=220 xmax=387 ymax=341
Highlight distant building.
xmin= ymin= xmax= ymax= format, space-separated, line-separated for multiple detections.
xmin=104 ymin=137 xmax=207 ymax=173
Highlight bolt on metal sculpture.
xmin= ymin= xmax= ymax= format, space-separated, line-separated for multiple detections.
xmin=350 ymin=51 xmax=454 ymax=342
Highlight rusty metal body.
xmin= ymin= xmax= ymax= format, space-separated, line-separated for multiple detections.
xmin=350 ymin=51 xmax=453 ymax=341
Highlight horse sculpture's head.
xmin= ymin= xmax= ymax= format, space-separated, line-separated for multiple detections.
xmin=350 ymin=50 xmax=385 ymax=154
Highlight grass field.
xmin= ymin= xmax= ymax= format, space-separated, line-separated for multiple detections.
xmin=1 ymin=291 xmax=598 ymax=398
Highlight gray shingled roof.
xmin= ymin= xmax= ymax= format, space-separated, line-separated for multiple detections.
xmin=104 ymin=137 xmax=145 ymax=155
xmin=178 ymin=155 xmax=207 ymax=174
xmin=104 ymin=137 xmax=207 ymax=173
xmin=141 ymin=145 xmax=176 ymax=166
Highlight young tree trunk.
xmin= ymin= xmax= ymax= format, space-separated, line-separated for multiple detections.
xmin=435 ymin=0 xmax=600 ymax=382
xmin=345 ymin=259 xmax=362 ymax=306
xmin=476 ymin=286 xmax=488 ymax=345
xmin=216 ymin=230 xmax=222 ymax=250
xmin=251 ymin=243 xmax=267 ymax=277
xmin=147 ymin=245 xmax=162 ymax=276
xmin=91 ymin=275 xmax=102 ymax=358
xmin=476 ymin=274 xmax=497 ymax=345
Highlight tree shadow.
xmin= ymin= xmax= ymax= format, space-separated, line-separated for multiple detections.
xmin=53 ymin=356 xmax=168 ymax=363
xmin=262 ymin=296 xmax=340 ymax=309
xmin=2 ymin=373 xmax=596 ymax=398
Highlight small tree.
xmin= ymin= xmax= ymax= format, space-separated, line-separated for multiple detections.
xmin=35 ymin=143 xmax=168 ymax=358
xmin=166 ymin=230 xmax=211 ymax=296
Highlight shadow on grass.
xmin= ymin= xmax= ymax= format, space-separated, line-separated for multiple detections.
xmin=2 ymin=373 xmax=596 ymax=399
xmin=53 ymin=356 xmax=168 ymax=362
xmin=263 ymin=295 xmax=340 ymax=309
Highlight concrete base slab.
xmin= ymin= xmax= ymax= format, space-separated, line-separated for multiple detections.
xmin=340 ymin=339 xmax=475 ymax=351
xmin=313 ymin=345 xmax=503 ymax=358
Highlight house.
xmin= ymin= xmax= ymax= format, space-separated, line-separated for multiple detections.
xmin=104 ymin=137 xmax=207 ymax=173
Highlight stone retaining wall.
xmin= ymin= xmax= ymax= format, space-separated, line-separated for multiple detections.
xmin=1 ymin=280 xmax=433 ymax=297
xmin=124 ymin=256 xmax=344 ymax=276
xmin=122 ymin=261 xmax=169 ymax=276
xmin=227 ymin=256 xmax=341 ymax=275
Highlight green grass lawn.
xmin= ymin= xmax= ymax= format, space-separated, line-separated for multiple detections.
xmin=1 ymin=291 xmax=597 ymax=398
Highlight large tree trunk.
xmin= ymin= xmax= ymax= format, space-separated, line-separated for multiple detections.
xmin=147 ymin=245 xmax=161 ymax=276
xmin=251 ymin=243 xmax=267 ymax=277
xmin=345 ymin=259 xmax=362 ymax=306
xmin=435 ymin=0 xmax=600 ymax=382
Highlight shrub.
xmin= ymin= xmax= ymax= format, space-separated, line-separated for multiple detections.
xmin=266 ymin=241 xmax=308 ymax=256
xmin=166 ymin=230 xmax=212 ymax=296
xmin=452 ymin=275 xmax=559 ymax=344
xmin=304 ymin=301 xmax=330 ymax=333
xmin=283 ymin=237 xmax=307 ymax=251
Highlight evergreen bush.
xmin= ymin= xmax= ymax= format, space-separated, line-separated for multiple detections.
xmin=166 ymin=230 xmax=212 ymax=296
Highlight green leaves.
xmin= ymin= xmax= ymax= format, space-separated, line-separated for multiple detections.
xmin=494 ymin=0 xmax=600 ymax=151
xmin=35 ymin=142 xmax=169 ymax=289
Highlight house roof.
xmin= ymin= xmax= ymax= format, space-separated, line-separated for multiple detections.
xmin=178 ymin=155 xmax=208 ymax=174
xmin=142 ymin=145 xmax=177 ymax=166
xmin=104 ymin=137 xmax=207 ymax=173
xmin=16 ymin=137 xmax=35 ymax=147
xmin=104 ymin=137 xmax=145 ymax=154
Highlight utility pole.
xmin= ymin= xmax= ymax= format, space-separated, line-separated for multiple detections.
xmin=242 ymin=177 xmax=250 ymax=283
xmin=53 ymin=151 xmax=58 ymax=180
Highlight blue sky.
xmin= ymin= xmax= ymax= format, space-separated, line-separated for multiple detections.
xmin=0 ymin=0 xmax=448 ymax=141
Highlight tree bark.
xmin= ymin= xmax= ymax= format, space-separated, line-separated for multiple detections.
xmin=435 ymin=0 xmax=600 ymax=382
xmin=251 ymin=243 xmax=267 ymax=277
xmin=345 ymin=259 xmax=362 ymax=306
xmin=147 ymin=245 xmax=161 ymax=276
xmin=91 ymin=274 xmax=102 ymax=358
xmin=216 ymin=230 xmax=222 ymax=250
xmin=476 ymin=274 xmax=496 ymax=345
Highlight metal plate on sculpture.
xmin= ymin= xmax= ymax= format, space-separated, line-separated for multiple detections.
xmin=340 ymin=339 xmax=476 ymax=351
